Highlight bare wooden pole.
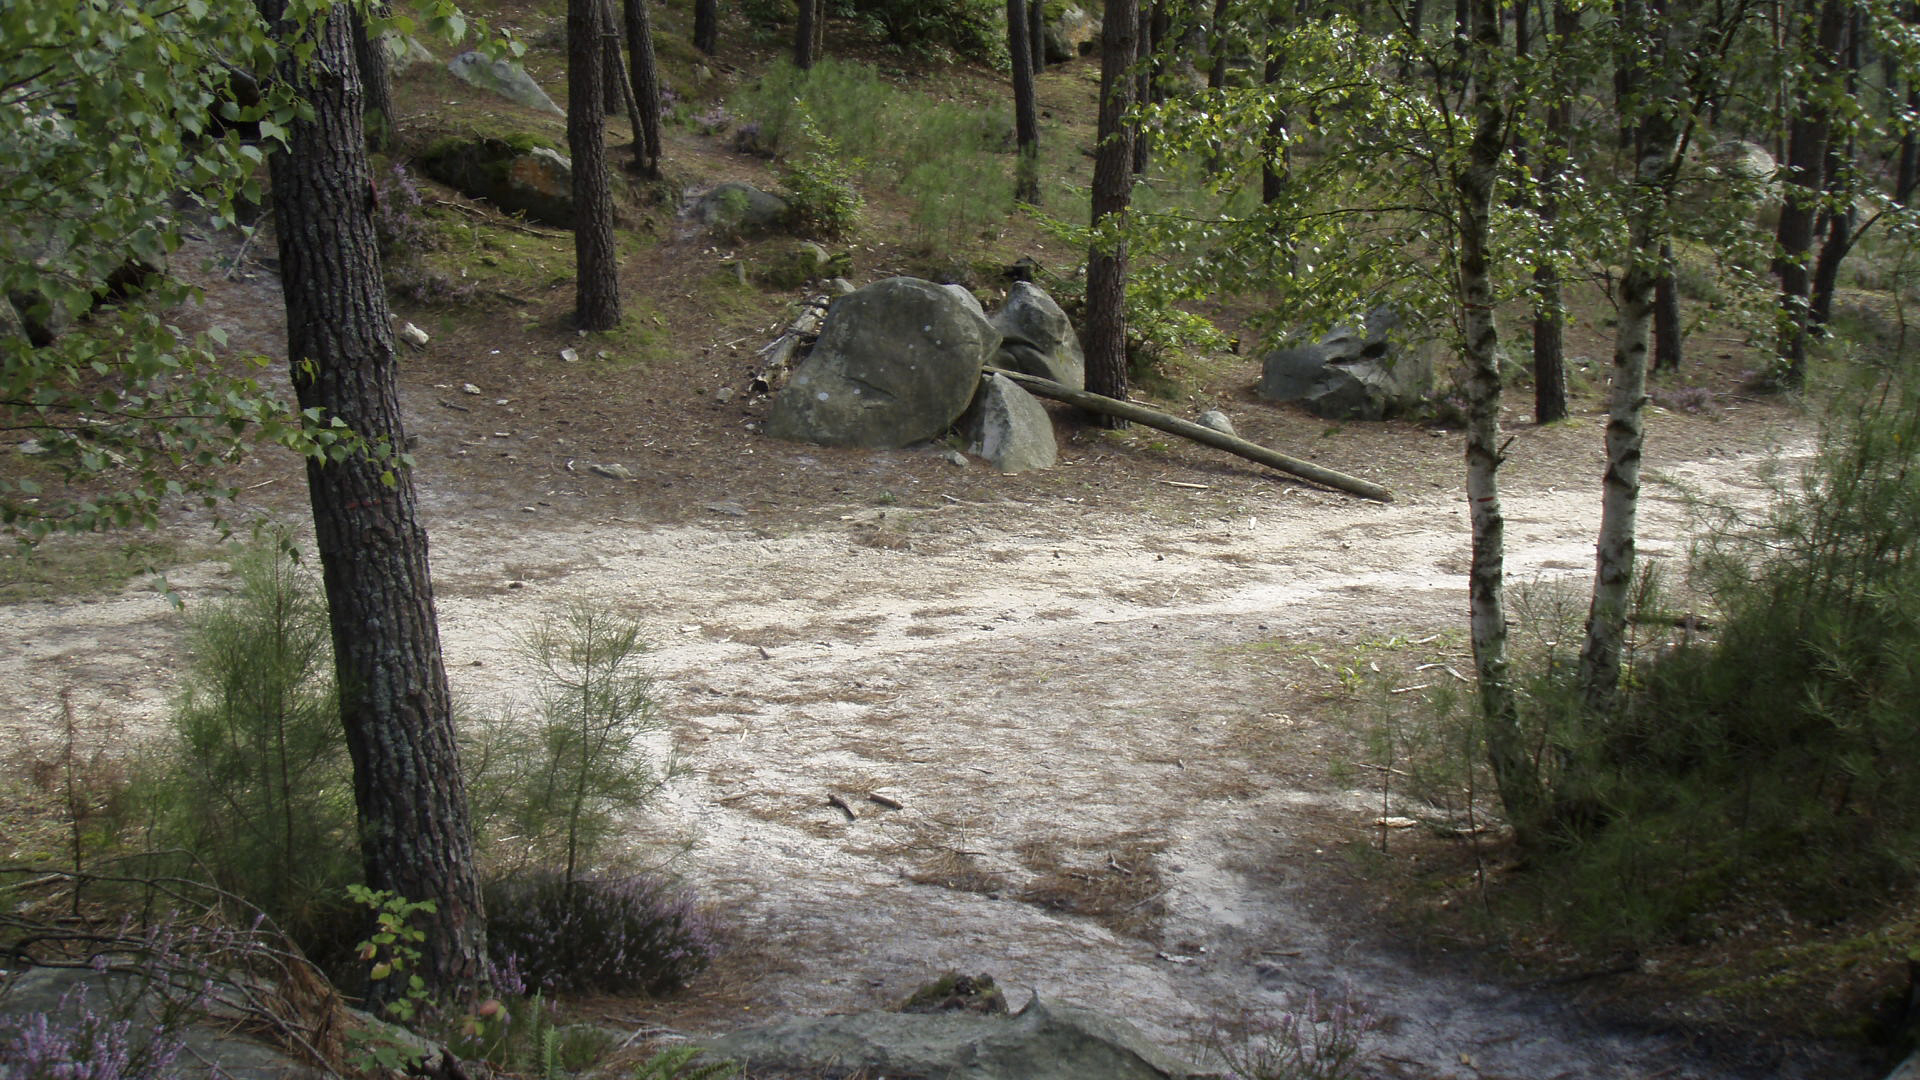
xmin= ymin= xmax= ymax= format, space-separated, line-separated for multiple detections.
xmin=985 ymin=367 xmax=1394 ymax=502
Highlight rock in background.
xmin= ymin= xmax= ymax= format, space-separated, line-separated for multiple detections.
xmin=1258 ymin=307 xmax=1433 ymax=421
xmin=417 ymin=135 xmax=574 ymax=227
xmin=446 ymin=50 xmax=565 ymax=116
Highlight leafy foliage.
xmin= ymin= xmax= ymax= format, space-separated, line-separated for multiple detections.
xmin=0 ymin=0 xmax=321 ymax=537
xmin=779 ymin=119 xmax=866 ymax=239
xmin=838 ymin=0 xmax=1005 ymax=63
xmin=484 ymin=870 xmax=718 ymax=996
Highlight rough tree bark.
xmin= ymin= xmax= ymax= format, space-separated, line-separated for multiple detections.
xmin=1808 ymin=4 xmax=1861 ymax=331
xmin=569 ymin=0 xmax=622 ymax=330
xmin=795 ymin=0 xmax=817 ymax=69
xmin=1773 ymin=0 xmax=1847 ymax=386
xmin=1031 ymin=0 xmax=1047 ymax=74
xmin=255 ymin=0 xmax=484 ymax=998
xmin=350 ymin=6 xmax=394 ymax=151
xmin=1453 ymin=0 xmax=1542 ymax=838
xmin=1085 ymin=0 xmax=1139 ymax=418
xmin=624 ymin=0 xmax=664 ymax=178
xmin=1009 ymin=0 xmax=1042 ymax=204
xmin=1133 ymin=3 xmax=1154 ymax=173
xmin=1529 ymin=0 xmax=1574 ymax=423
xmin=693 ymin=0 xmax=718 ymax=55
xmin=1652 ymin=238 xmax=1681 ymax=371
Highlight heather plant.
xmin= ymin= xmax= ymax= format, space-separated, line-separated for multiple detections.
xmin=1204 ymin=989 xmax=1380 ymax=1080
xmin=483 ymin=870 xmax=717 ymax=996
xmin=0 ymin=982 xmax=187 ymax=1080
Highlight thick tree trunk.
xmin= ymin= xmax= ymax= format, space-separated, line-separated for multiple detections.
xmin=1085 ymin=0 xmax=1139 ymax=419
xmin=1260 ymin=38 xmax=1286 ymax=208
xmin=795 ymin=0 xmax=817 ymax=69
xmin=350 ymin=6 xmax=395 ymax=151
xmin=1773 ymin=0 xmax=1846 ymax=386
xmin=693 ymin=0 xmax=718 ymax=55
xmin=1456 ymin=0 xmax=1541 ymax=839
xmin=624 ymin=0 xmax=664 ymax=178
xmin=1009 ymin=0 xmax=1042 ymax=205
xmin=570 ymin=0 xmax=622 ymax=329
xmin=256 ymin=0 xmax=484 ymax=999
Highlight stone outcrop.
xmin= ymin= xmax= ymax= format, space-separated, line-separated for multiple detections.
xmin=962 ymin=372 xmax=1058 ymax=473
xmin=446 ymin=50 xmax=564 ymax=115
xmin=990 ymin=282 xmax=1085 ymax=390
xmin=768 ymin=277 xmax=1000 ymax=449
xmin=417 ymin=135 xmax=574 ymax=227
xmin=1258 ymin=307 xmax=1433 ymax=420
xmin=699 ymin=994 xmax=1208 ymax=1080
xmin=695 ymin=181 xmax=790 ymax=238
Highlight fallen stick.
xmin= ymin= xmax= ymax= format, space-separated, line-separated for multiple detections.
xmin=984 ymin=367 xmax=1395 ymax=503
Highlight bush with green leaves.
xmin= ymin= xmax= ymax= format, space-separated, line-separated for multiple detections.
xmin=779 ymin=120 xmax=865 ymax=239
xmin=145 ymin=537 xmax=360 ymax=960
xmin=841 ymin=0 xmax=1004 ymax=62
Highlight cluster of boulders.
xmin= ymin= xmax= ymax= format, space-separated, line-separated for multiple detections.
xmin=765 ymin=277 xmax=1082 ymax=473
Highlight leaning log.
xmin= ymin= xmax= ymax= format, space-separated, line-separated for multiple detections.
xmin=985 ymin=367 xmax=1394 ymax=503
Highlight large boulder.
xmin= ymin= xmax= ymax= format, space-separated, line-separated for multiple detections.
xmin=695 ymin=182 xmax=789 ymax=238
xmin=990 ymin=282 xmax=1084 ymax=389
xmin=417 ymin=136 xmax=574 ymax=227
xmin=1257 ymin=307 xmax=1433 ymax=420
xmin=383 ymin=32 xmax=436 ymax=74
xmin=962 ymin=371 xmax=1058 ymax=473
xmin=446 ymin=50 xmax=564 ymax=115
xmin=768 ymin=277 xmax=1000 ymax=449
xmin=699 ymin=995 xmax=1206 ymax=1080
xmin=1044 ymin=5 xmax=1102 ymax=62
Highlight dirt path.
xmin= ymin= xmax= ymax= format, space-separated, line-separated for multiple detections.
xmin=4 ymin=427 xmax=1869 ymax=1079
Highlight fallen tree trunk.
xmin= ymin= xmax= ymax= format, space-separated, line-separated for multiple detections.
xmin=985 ymin=367 xmax=1394 ymax=503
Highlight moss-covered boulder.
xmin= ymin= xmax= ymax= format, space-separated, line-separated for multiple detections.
xmin=417 ymin=135 xmax=573 ymax=227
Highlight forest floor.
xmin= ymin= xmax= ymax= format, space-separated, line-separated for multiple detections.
xmin=0 ymin=7 xmax=1904 ymax=1079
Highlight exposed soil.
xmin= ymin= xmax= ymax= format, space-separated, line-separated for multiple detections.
xmin=0 ymin=12 xmax=1892 ymax=1078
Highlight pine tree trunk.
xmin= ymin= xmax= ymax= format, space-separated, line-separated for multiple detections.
xmin=1452 ymin=0 xmax=1541 ymax=839
xmin=1652 ymin=238 xmax=1681 ymax=371
xmin=1528 ymin=1 xmax=1570 ymax=423
xmin=351 ymin=6 xmax=395 ymax=151
xmin=795 ymin=0 xmax=817 ymax=69
xmin=1774 ymin=0 xmax=1846 ymax=386
xmin=570 ymin=0 xmax=622 ymax=330
xmin=1808 ymin=5 xmax=1860 ymax=331
xmin=624 ymin=0 xmax=664 ymax=179
xmin=1132 ymin=3 xmax=1153 ymax=173
xmin=1031 ymin=0 xmax=1047 ymax=73
xmin=256 ymin=0 xmax=484 ymax=999
xmin=1260 ymin=38 xmax=1285 ymax=207
xmin=1208 ymin=0 xmax=1231 ymax=89
xmin=1085 ymin=0 xmax=1139 ymax=418
xmin=1009 ymin=0 xmax=1042 ymax=205
xmin=693 ymin=0 xmax=718 ymax=55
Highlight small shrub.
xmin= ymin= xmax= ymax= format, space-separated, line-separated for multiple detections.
xmin=144 ymin=536 xmax=359 ymax=963
xmin=779 ymin=122 xmax=864 ymax=239
xmin=467 ymin=600 xmax=671 ymax=882
xmin=1204 ymin=989 xmax=1379 ymax=1080
xmin=0 ymin=983 xmax=187 ymax=1080
xmin=372 ymin=161 xmax=431 ymax=259
xmin=483 ymin=870 xmax=718 ymax=996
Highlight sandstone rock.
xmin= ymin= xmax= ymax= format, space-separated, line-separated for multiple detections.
xmin=700 ymin=994 xmax=1207 ymax=1080
xmin=695 ymin=182 xmax=789 ymax=238
xmin=446 ymin=50 xmax=564 ymax=115
xmin=1258 ymin=307 xmax=1433 ymax=421
xmin=417 ymin=135 xmax=573 ymax=227
xmin=1195 ymin=409 xmax=1236 ymax=437
xmin=990 ymin=282 xmax=1085 ymax=390
xmin=1044 ymin=5 xmax=1102 ymax=62
xmin=767 ymin=277 xmax=999 ymax=449
xmin=962 ymin=372 xmax=1057 ymax=473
